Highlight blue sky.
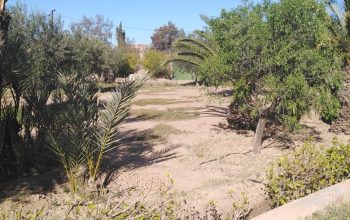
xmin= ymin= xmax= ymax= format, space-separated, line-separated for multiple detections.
xmin=7 ymin=0 xmax=243 ymax=45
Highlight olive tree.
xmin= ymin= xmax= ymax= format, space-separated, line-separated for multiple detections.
xmin=204 ymin=0 xmax=344 ymax=153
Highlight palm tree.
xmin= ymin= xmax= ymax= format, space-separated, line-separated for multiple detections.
xmin=0 ymin=0 xmax=10 ymax=48
xmin=327 ymin=0 xmax=350 ymax=64
xmin=48 ymin=74 xmax=144 ymax=192
xmin=165 ymin=30 xmax=217 ymax=85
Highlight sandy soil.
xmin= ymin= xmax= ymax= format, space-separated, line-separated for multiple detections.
xmin=100 ymin=83 xmax=350 ymax=215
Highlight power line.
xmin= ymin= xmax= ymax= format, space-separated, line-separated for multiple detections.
xmin=61 ymin=15 xmax=156 ymax=31
xmin=61 ymin=15 xmax=193 ymax=33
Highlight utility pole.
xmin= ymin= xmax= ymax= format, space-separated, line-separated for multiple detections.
xmin=50 ymin=9 xmax=56 ymax=37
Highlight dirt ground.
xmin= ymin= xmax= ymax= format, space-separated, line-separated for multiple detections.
xmin=0 ymin=80 xmax=349 ymax=218
xmin=100 ymin=81 xmax=350 ymax=215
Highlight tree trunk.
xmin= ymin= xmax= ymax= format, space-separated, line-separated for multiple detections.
xmin=252 ymin=117 xmax=267 ymax=154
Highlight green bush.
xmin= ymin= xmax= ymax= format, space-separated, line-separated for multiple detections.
xmin=266 ymin=141 xmax=350 ymax=207
xmin=143 ymin=49 xmax=170 ymax=78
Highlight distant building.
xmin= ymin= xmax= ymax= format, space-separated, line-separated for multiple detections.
xmin=132 ymin=44 xmax=150 ymax=59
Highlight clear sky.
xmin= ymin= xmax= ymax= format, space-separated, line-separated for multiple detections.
xmin=7 ymin=0 xmax=243 ymax=45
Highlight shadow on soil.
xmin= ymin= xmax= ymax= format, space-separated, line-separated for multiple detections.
xmin=99 ymin=128 xmax=179 ymax=187
xmin=201 ymin=105 xmax=228 ymax=118
xmin=0 ymin=168 xmax=65 ymax=203
xmin=0 ymin=128 xmax=179 ymax=202
xmin=263 ymin=124 xmax=323 ymax=150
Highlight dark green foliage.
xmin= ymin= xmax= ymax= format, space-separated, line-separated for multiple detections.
xmin=0 ymin=2 xmax=141 ymax=178
xmin=266 ymin=141 xmax=350 ymax=207
xmin=143 ymin=49 xmax=170 ymax=78
xmin=200 ymin=0 xmax=344 ymax=135
xmin=0 ymin=29 xmax=30 ymax=176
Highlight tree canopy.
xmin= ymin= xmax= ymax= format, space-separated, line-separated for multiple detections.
xmin=198 ymin=0 xmax=345 ymax=153
xmin=151 ymin=21 xmax=185 ymax=51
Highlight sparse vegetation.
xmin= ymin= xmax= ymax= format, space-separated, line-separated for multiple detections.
xmin=150 ymin=124 xmax=183 ymax=140
xmin=132 ymin=98 xmax=189 ymax=106
xmin=2 ymin=0 xmax=350 ymax=219
xmin=306 ymin=203 xmax=350 ymax=220
xmin=266 ymin=141 xmax=350 ymax=207
xmin=130 ymin=108 xmax=200 ymax=121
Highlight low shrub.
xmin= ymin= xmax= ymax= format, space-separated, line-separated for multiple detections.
xmin=266 ymin=141 xmax=350 ymax=207
xmin=0 ymin=177 xmax=252 ymax=220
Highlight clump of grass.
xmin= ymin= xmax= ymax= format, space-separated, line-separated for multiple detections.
xmin=188 ymin=142 xmax=210 ymax=158
xmin=132 ymin=98 xmax=189 ymax=106
xmin=151 ymin=124 xmax=183 ymax=140
xmin=132 ymin=98 xmax=193 ymax=106
xmin=138 ymin=124 xmax=183 ymax=146
xmin=130 ymin=108 xmax=200 ymax=121
xmin=141 ymin=82 xmax=178 ymax=90
xmin=307 ymin=203 xmax=350 ymax=220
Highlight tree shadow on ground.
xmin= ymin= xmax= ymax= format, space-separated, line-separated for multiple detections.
xmin=0 ymin=128 xmax=179 ymax=201
xmin=208 ymin=89 xmax=233 ymax=97
xmin=199 ymin=125 xmax=323 ymax=166
xmin=201 ymin=105 xmax=228 ymax=118
xmin=263 ymin=124 xmax=323 ymax=150
xmin=99 ymin=128 xmax=179 ymax=187
xmin=0 ymin=168 xmax=65 ymax=203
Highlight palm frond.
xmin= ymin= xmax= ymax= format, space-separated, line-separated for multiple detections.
xmin=174 ymin=38 xmax=216 ymax=55
xmin=329 ymin=2 xmax=346 ymax=28
xmin=177 ymin=51 xmax=207 ymax=59
xmin=164 ymin=57 xmax=201 ymax=66
xmin=91 ymin=78 xmax=144 ymax=180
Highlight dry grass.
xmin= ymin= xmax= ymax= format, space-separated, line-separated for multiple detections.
xmin=132 ymin=98 xmax=192 ymax=106
xmin=307 ymin=203 xmax=350 ymax=220
xmin=130 ymin=108 xmax=200 ymax=121
xmin=186 ymin=141 xmax=211 ymax=159
xmin=146 ymin=124 xmax=183 ymax=143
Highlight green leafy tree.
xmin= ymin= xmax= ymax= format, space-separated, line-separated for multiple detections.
xmin=112 ymin=46 xmax=139 ymax=77
xmin=204 ymin=0 xmax=344 ymax=153
xmin=71 ymin=14 xmax=113 ymax=43
xmin=151 ymin=21 xmax=185 ymax=52
xmin=143 ymin=49 xmax=169 ymax=78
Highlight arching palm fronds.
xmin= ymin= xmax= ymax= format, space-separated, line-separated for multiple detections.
xmin=165 ymin=30 xmax=217 ymax=84
xmin=166 ymin=30 xmax=217 ymax=66
xmin=328 ymin=1 xmax=347 ymax=28
xmin=48 ymin=74 xmax=144 ymax=191
xmin=0 ymin=37 xmax=30 ymax=176
xmin=327 ymin=0 xmax=350 ymax=63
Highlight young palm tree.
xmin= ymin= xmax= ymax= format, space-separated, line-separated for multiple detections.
xmin=48 ymin=73 xmax=144 ymax=192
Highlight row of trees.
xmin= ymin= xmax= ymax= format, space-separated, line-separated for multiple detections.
xmin=0 ymin=2 xmax=142 ymax=181
xmin=168 ymin=0 xmax=347 ymax=153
